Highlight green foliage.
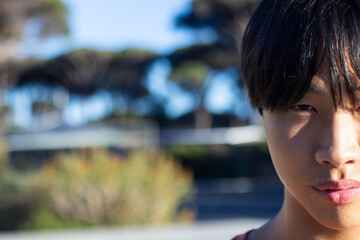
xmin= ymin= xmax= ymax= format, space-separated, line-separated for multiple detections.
xmin=31 ymin=101 xmax=60 ymax=114
xmin=167 ymin=145 xmax=209 ymax=161
xmin=0 ymin=138 xmax=43 ymax=230
xmin=63 ymin=48 xmax=159 ymax=60
xmin=36 ymin=0 xmax=69 ymax=36
xmin=0 ymin=148 xmax=194 ymax=231
xmin=115 ymin=48 xmax=159 ymax=58
xmin=0 ymin=0 xmax=69 ymax=61
xmin=169 ymin=60 xmax=211 ymax=91
xmin=28 ymin=149 xmax=193 ymax=229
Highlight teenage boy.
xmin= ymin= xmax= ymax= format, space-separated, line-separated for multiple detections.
xmin=233 ymin=0 xmax=360 ymax=239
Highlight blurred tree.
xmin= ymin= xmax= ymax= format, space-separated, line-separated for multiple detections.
xmin=175 ymin=0 xmax=258 ymax=45
xmin=0 ymin=0 xmax=69 ymax=87
xmin=168 ymin=60 xmax=211 ymax=129
xmin=0 ymin=0 xmax=68 ymax=132
xmin=168 ymin=43 xmax=241 ymax=70
xmin=31 ymin=100 xmax=62 ymax=129
xmin=18 ymin=48 xmax=158 ymax=95
xmin=15 ymin=48 xmax=160 ymax=125
xmin=166 ymin=0 xmax=259 ymax=128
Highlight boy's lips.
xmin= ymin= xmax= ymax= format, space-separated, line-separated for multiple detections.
xmin=313 ymin=180 xmax=360 ymax=204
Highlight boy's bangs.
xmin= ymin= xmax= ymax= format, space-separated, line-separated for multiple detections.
xmin=241 ymin=0 xmax=360 ymax=111
xmin=325 ymin=3 xmax=360 ymax=108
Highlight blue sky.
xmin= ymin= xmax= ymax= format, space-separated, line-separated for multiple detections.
xmin=21 ymin=0 xmax=197 ymax=58
xmin=64 ymin=0 xmax=195 ymax=53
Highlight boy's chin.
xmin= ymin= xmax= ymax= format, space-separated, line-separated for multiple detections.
xmin=310 ymin=202 xmax=360 ymax=231
xmin=286 ymin=190 xmax=360 ymax=231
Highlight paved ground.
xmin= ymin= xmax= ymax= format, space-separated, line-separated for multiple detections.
xmin=0 ymin=218 xmax=268 ymax=240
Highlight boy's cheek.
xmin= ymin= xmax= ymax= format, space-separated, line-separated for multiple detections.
xmin=262 ymin=112 xmax=316 ymax=181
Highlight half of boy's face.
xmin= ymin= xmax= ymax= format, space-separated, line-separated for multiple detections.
xmin=262 ymin=62 xmax=360 ymax=230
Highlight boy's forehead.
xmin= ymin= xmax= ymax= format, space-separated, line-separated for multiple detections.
xmin=307 ymin=63 xmax=360 ymax=105
xmin=312 ymin=57 xmax=360 ymax=89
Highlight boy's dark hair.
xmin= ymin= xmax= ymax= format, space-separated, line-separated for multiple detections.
xmin=241 ymin=0 xmax=360 ymax=111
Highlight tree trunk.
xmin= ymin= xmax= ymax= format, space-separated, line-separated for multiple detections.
xmin=195 ymin=102 xmax=212 ymax=129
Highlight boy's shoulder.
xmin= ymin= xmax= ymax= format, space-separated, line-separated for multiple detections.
xmin=231 ymin=230 xmax=253 ymax=240
xmin=231 ymin=234 xmax=246 ymax=240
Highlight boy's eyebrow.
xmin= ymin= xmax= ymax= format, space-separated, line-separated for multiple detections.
xmin=308 ymin=83 xmax=360 ymax=96
xmin=308 ymin=84 xmax=326 ymax=95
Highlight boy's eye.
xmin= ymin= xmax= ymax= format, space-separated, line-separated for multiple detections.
xmin=291 ymin=104 xmax=316 ymax=112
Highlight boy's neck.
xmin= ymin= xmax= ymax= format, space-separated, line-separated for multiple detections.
xmin=249 ymin=190 xmax=360 ymax=240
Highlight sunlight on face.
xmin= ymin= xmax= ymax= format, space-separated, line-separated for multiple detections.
xmin=262 ymin=62 xmax=360 ymax=231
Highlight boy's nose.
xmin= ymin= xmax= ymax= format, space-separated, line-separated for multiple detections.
xmin=315 ymin=111 xmax=360 ymax=167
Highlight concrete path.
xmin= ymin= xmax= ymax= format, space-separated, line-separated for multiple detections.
xmin=0 ymin=218 xmax=268 ymax=240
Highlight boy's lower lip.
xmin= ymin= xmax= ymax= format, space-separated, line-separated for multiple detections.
xmin=314 ymin=187 xmax=360 ymax=204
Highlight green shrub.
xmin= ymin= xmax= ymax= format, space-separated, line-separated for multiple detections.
xmin=0 ymin=148 xmax=194 ymax=230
